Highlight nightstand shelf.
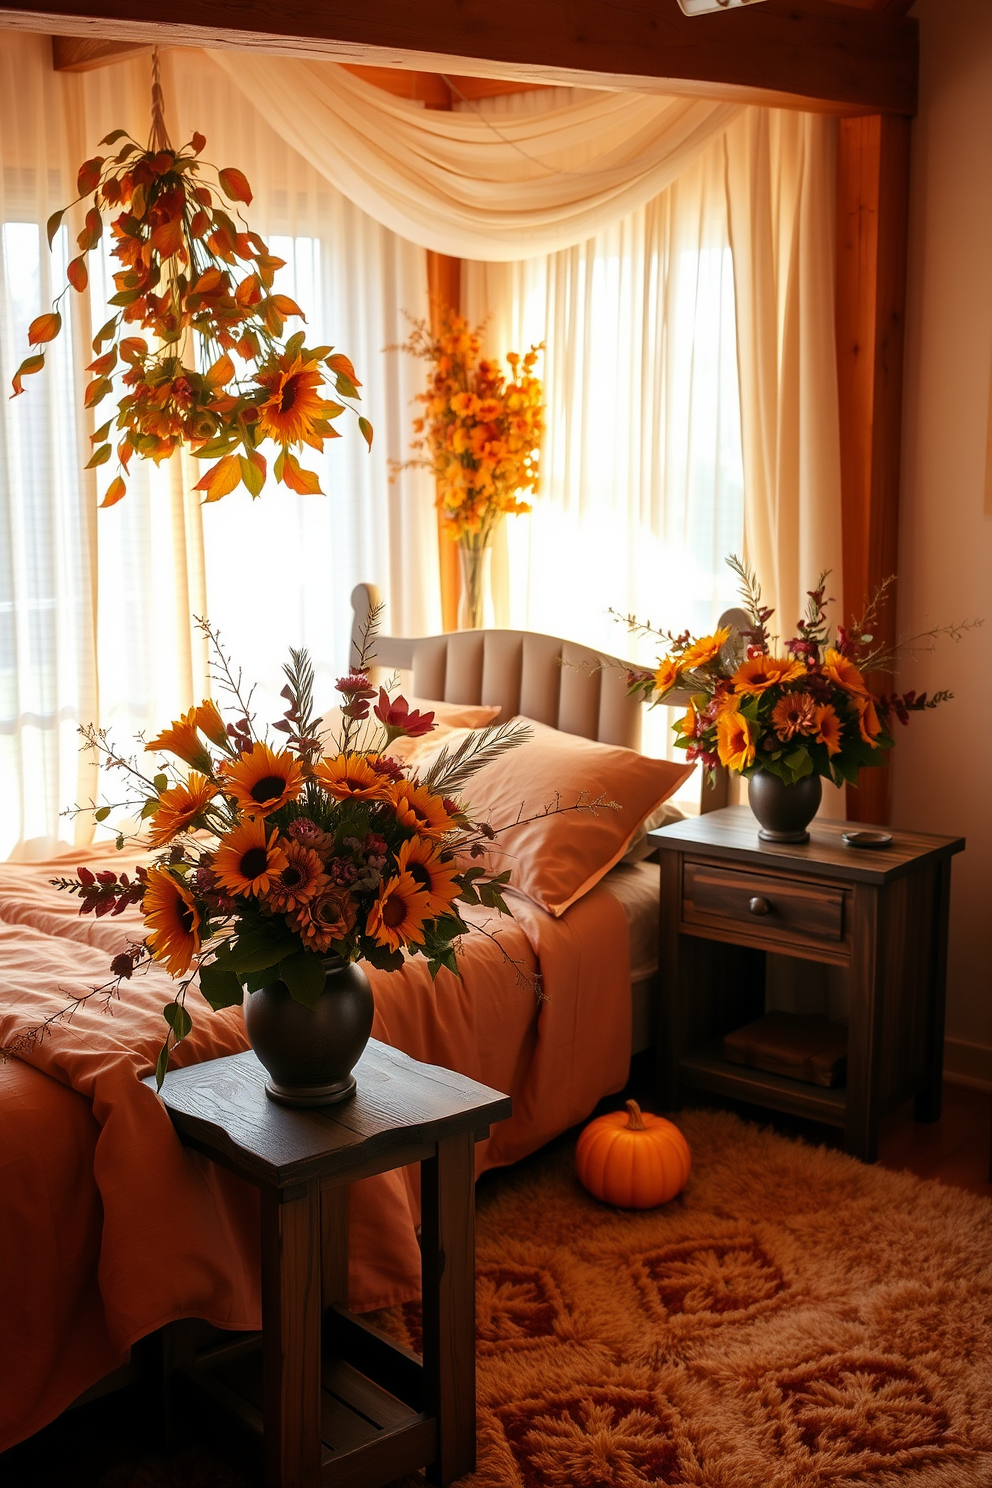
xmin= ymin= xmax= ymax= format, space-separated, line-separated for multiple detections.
xmin=649 ymin=806 xmax=965 ymax=1162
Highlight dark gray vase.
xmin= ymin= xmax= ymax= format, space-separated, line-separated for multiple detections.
xmin=244 ymin=957 xmax=374 ymax=1108
xmin=748 ymin=770 xmax=822 ymax=844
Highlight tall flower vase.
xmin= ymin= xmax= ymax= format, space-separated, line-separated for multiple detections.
xmin=457 ymin=540 xmax=495 ymax=630
xmin=747 ymin=770 xmax=822 ymax=845
xmin=244 ymin=956 xmax=374 ymax=1107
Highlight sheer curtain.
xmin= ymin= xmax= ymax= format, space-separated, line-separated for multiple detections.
xmin=0 ymin=36 xmax=435 ymax=858
xmin=463 ymin=96 xmax=746 ymax=687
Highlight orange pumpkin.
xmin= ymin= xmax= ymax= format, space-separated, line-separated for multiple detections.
xmin=575 ymin=1100 xmax=691 ymax=1208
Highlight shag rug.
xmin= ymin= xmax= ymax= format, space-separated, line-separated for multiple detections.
xmin=379 ymin=1108 xmax=992 ymax=1488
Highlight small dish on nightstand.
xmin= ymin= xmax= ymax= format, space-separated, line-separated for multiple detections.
xmin=841 ymin=830 xmax=893 ymax=850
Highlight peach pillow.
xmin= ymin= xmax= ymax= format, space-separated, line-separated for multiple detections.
xmin=459 ymin=717 xmax=693 ymax=916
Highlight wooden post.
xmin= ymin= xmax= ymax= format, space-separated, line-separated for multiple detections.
xmin=835 ymin=112 xmax=911 ymax=825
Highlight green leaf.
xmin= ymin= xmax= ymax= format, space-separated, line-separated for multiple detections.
xmin=239 ymin=454 xmax=264 ymax=498
xmin=221 ymin=932 xmax=299 ymax=975
xmin=278 ymin=949 xmax=326 ymax=1009
xmin=334 ymin=372 xmax=358 ymax=400
xmin=85 ymin=443 xmax=112 ymax=469
xmin=154 ymin=1038 xmax=170 ymax=1090
xmin=191 ymin=435 xmax=238 ymax=460
xmin=91 ymin=419 xmax=113 ymax=444
xmin=46 ymin=209 xmax=64 ymax=249
xmin=140 ymin=798 xmax=158 ymax=819
xmin=358 ymin=416 xmax=373 ymax=451
xmin=99 ymin=128 xmax=130 ymax=145
xmin=92 ymin=317 xmax=118 ymax=352
xmin=198 ymin=959 xmax=245 ymax=1012
xmin=154 ymin=773 xmax=169 ymax=792
xmin=283 ymin=330 xmax=306 ymax=361
xmin=362 ymin=942 xmax=405 ymax=973
xmin=94 ymin=806 xmax=111 ymax=822
xmin=163 ymin=1001 xmax=192 ymax=1040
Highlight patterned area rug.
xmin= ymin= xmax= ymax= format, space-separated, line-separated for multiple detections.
xmin=380 ymin=1109 xmax=992 ymax=1488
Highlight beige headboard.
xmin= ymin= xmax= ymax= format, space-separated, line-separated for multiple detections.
xmin=349 ymin=583 xmax=748 ymax=760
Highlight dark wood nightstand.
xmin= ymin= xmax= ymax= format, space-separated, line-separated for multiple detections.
xmin=148 ymin=1039 xmax=510 ymax=1488
xmin=649 ymin=806 xmax=964 ymax=1163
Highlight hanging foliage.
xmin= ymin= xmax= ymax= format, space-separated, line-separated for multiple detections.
xmin=10 ymin=58 xmax=371 ymax=506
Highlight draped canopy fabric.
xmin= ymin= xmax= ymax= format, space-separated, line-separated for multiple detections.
xmin=207 ymin=51 xmax=743 ymax=261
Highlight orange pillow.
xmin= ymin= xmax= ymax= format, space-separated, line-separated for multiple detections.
xmin=461 ymin=718 xmax=693 ymax=916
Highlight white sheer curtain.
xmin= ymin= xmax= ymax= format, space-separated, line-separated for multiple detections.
xmin=0 ymin=36 xmax=436 ymax=858
xmin=463 ymin=98 xmax=746 ymax=671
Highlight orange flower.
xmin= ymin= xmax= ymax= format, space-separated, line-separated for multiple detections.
xmin=147 ymin=772 xmax=217 ymax=847
xmin=815 ymin=704 xmax=844 ymax=756
xmin=366 ymin=872 xmax=432 ymax=952
xmin=390 ymin=780 xmax=456 ymax=840
xmin=680 ymin=627 xmax=731 ymax=672
xmin=293 ymin=885 xmax=358 ymax=953
xmin=143 ymin=866 xmax=200 ymax=977
xmin=653 ymin=658 xmax=681 ymax=697
xmin=254 ymin=353 xmax=327 ymax=448
xmin=716 ymin=711 xmax=755 ymax=772
xmin=770 ymin=692 xmax=818 ymax=742
xmin=397 ymin=837 xmax=461 ymax=917
xmin=856 ymin=695 xmax=883 ymax=748
xmin=195 ymin=699 xmax=230 ymax=750
xmin=145 ymin=708 xmax=214 ymax=774
xmin=731 ymin=656 xmax=808 ymax=695
xmin=678 ymin=704 xmax=700 ymax=740
xmin=822 ymin=648 xmax=869 ymax=698
xmin=212 ymin=817 xmax=288 ymax=898
xmin=262 ymin=842 xmax=327 ymax=913
xmin=314 ymin=754 xmax=393 ymax=803
xmin=221 ymin=742 xmax=304 ymax=818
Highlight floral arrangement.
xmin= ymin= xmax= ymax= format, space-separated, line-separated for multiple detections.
xmin=44 ymin=616 xmax=542 ymax=1084
xmin=626 ymin=556 xmax=974 ymax=788
xmin=10 ymin=59 xmax=369 ymax=506
xmin=396 ymin=310 xmax=544 ymax=547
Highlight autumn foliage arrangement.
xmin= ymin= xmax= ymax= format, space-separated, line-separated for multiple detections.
xmin=626 ymin=556 xmax=975 ymax=789
xmin=10 ymin=57 xmax=370 ymax=506
xmin=35 ymin=616 xmax=545 ymax=1083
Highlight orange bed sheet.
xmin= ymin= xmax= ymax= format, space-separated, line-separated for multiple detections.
xmin=0 ymin=843 xmax=631 ymax=1451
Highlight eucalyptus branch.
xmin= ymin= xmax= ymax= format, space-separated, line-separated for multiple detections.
xmin=195 ymin=615 xmax=257 ymax=739
xmin=858 ymin=617 xmax=985 ymax=676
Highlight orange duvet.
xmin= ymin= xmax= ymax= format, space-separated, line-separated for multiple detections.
xmin=0 ymin=843 xmax=631 ymax=1451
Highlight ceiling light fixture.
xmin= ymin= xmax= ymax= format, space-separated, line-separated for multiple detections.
xmin=677 ymin=0 xmax=769 ymax=14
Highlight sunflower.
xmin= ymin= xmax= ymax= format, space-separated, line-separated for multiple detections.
xmin=731 ymin=656 xmax=808 ymax=695
xmin=221 ymin=742 xmax=304 ymax=817
xmin=856 ymin=695 xmax=883 ymax=747
xmin=680 ymin=627 xmax=732 ymax=672
xmin=653 ymin=658 xmax=681 ymax=697
xmin=195 ymin=698 xmax=230 ymax=750
xmin=147 ymin=772 xmax=217 ymax=848
xmin=397 ymin=837 xmax=461 ymax=917
xmin=716 ymin=710 xmax=755 ymax=772
xmin=212 ymin=817 xmax=288 ymax=898
xmin=770 ymin=692 xmax=818 ymax=742
xmin=815 ymin=704 xmax=844 ymax=756
xmin=366 ymin=872 xmax=432 ymax=953
xmin=390 ymin=780 xmax=456 ymax=840
xmin=678 ymin=704 xmax=700 ymax=740
xmin=314 ymin=754 xmax=393 ymax=803
xmin=145 ymin=708 xmax=214 ymax=774
xmin=822 ymin=648 xmax=869 ymax=697
xmin=143 ymin=866 xmax=201 ymax=977
xmin=262 ymin=842 xmax=327 ymax=913
xmin=293 ymin=885 xmax=358 ymax=953
xmin=254 ymin=353 xmax=327 ymax=449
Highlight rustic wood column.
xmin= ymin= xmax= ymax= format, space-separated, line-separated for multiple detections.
xmin=835 ymin=112 xmax=912 ymax=825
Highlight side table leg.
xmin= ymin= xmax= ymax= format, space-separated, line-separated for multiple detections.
xmin=260 ymin=1181 xmax=323 ymax=1488
xmin=421 ymin=1130 xmax=476 ymax=1487
xmin=845 ymin=886 xmax=883 ymax=1164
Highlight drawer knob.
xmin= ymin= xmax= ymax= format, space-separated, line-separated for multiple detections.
xmin=748 ymin=895 xmax=771 ymax=917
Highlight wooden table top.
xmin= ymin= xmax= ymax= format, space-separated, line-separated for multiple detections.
xmin=146 ymin=1039 xmax=512 ymax=1190
xmin=647 ymin=805 xmax=965 ymax=886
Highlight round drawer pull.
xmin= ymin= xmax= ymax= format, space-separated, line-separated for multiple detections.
xmin=748 ymin=895 xmax=771 ymax=916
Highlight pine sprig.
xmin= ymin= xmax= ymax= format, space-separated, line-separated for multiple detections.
xmin=420 ymin=719 xmax=531 ymax=796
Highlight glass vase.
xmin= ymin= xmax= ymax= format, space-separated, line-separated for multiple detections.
xmin=457 ymin=540 xmax=495 ymax=630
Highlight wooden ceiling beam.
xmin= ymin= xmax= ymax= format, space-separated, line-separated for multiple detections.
xmin=0 ymin=0 xmax=918 ymax=116
xmin=52 ymin=34 xmax=149 ymax=69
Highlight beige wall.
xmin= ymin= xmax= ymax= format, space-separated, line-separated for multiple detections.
xmin=894 ymin=0 xmax=992 ymax=1089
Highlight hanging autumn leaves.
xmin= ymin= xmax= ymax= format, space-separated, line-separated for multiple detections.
xmin=10 ymin=123 xmax=371 ymax=506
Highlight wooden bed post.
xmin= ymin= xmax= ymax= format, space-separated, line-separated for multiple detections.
xmin=835 ymin=111 xmax=912 ymax=826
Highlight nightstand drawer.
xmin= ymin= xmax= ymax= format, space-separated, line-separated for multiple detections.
xmin=683 ymin=862 xmax=845 ymax=946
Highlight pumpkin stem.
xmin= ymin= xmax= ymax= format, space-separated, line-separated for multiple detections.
xmin=624 ymin=1099 xmax=646 ymax=1131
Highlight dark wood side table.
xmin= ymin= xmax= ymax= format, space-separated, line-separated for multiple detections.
xmin=148 ymin=1039 xmax=510 ymax=1488
xmin=649 ymin=806 xmax=964 ymax=1163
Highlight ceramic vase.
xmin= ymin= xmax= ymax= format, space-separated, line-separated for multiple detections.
xmin=747 ymin=769 xmax=822 ymax=845
xmin=244 ymin=956 xmax=374 ymax=1107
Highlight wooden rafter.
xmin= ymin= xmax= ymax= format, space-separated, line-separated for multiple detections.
xmin=1 ymin=1 xmax=917 ymax=116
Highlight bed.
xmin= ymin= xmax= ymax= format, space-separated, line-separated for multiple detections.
xmin=0 ymin=591 xmax=720 ymax=1453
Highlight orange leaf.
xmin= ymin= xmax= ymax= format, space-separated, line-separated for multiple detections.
xmin=189 ymin=209 xmax=210 ymax=238
xmin=28 ymin=312 xmax=62 ymax=346
xmin=76 ymin=156 xmax=104 ymax=196
xmin=67 ymin=256 xmax=88 ymax=292
xmin=149 ymin=215 xmax=185 ymax=260
xmin=358 ymin=416 xmax=373 ymax=451
xmin=119 ymin=337 xmax=148 ymax=364
xmin=217 ymin=167 xmax=253 ymax=205
xmin=84 ymin=377 xmax=113 ymax=409
xmin=193 ymin=267 xmax=225 ymax=296
xmin=234 ymin=274 xmax=262 ymax=310
xmin=279 ymin=452 xmax=323 ymax=496
xmin=191 ymin=132 xmax=207 ymax=155
xmin=194 ymin=454 xmax=243 ymax=503
xmin=10 ymin=353 xmax=44 ymax=397
xmin=271 ymin=294 xmax=305 ymax=320
xmin=86 ymin=349 xmax=117 ymax=376
xmin=205 ymin=354 xmax=235 ymax=389
xmin=326 ymin=353 xmax=361 ymax=388
xmin=100 ymin=476 xmax=127 ymax=508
